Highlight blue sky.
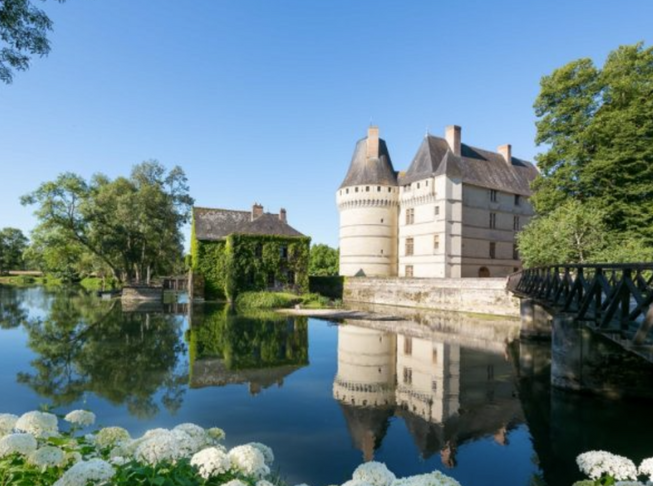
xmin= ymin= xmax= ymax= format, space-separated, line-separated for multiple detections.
xmin=1 ymin=0 xmax=652 ymax=248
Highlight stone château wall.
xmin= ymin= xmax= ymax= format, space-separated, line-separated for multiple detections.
xmin=344 ymin=277 xmax=519 ymax=317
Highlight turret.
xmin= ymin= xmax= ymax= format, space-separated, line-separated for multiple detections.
xmin=336 ymin=126 xmax=399 ymax=277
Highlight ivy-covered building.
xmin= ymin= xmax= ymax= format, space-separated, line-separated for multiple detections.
xmin=190 ymin=203 xmax=310 ymax=300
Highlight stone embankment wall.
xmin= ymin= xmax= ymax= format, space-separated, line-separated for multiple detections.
xmin=121 ymin=286 xmax=163 ymax=301
xmin=344 ymin=277 xmax=519 ymax=317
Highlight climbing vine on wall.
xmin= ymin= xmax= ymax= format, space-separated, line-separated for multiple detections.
xmin=191 ymin=222 xmax=310 ymax=301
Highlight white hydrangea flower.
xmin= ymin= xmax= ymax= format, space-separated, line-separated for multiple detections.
xmin=172 ymin=428 xmax=206 ymax=456
xmin=64 ymin=410 xmax=96 ymax=428
xmin=0 ymin=414 xmax=18 ymax=436
xmin=228 ymin=444 xmax=270 ymax=478
xmin=0 ymin=433 xmax=38 ymax=457
xmin=134 ymin=430 xmax=181 ymax=465
xmin=143 ymin=428 xmax=169 ymax=439
xmin=207 ymin=427 xmax=226 ymax=442
xmin=29 ymin=446 xmax=66 ymax=469
xmin=109 ymin=455 xmax=128 ymax=466
xmin=577 ymin=451 xmax=638 ymax=481
xmin=639 ymin=457 xmax=653 ymax=479
xmin=133 ymin=429 xmax=202 ymax=465
xmin=190 ymin=447 xmax=232 ymax=479
xmin=174 ymin=423 xmax=206 ymax=443
xmin=223 ymin=480 xmax=249 ymax=486
xmin=65 ymin=451 xmax=83 ymax=465
xmin=343 ymin=480 xmax=374 ymax=486
xmin=15 ymin=411 xmax=59 ymax=438
xmin=96 ymin=426 xmax=131 ymax=449
xmin=353 ymin=462 xmax=396 ymax=486
xmin=53 ymin=458 xmax=115 ymax=486
xmin=391 ymin=471 xmax=462 ymax=486
xmin=247 ymin=442 xmax=274 ymax=465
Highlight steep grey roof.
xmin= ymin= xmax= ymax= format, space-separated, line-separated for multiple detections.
xmin=193 ymin=207 xmax=305 ymax=241
xmin=399 ymin=136 xmax=538 ymax=196
xmin=339 ymin=137 xmax=398 ymax=189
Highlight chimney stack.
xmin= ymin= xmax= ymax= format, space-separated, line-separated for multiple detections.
xmin=445 ymin=125 xmax=461 ymax=156
xmin=279 ymin=208 xmax=287 ymax=223
xmin=498 ymin=144 xmax=512 ymax=164
xmin=252 ymin=203 xmax=263 ymax=221
xmin=367 ymin=126 xmax=380 ymax=158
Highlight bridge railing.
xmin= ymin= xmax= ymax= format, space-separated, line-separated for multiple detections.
xmin=508 ymin=264 xmax=653 ymax=345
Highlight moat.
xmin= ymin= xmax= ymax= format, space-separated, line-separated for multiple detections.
xmin=1 ymin=285 xmax=653 ymax=486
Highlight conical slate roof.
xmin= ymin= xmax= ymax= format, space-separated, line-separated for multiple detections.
xmin=339 ymin=136 xmax=398 ymax=189
xmin=399 ymin=135 xmax=538 ymax=196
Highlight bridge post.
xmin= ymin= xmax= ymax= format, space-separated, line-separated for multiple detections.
xmin=519 ymin=298 xmax=552 ymax=340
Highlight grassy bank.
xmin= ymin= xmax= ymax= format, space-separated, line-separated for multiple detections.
xmin=0 ymin=275 xmax=62 ymax=286
xmin=235 ymin=291 xmax=334 ymax=310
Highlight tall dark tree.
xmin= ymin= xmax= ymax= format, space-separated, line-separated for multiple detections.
xmin=0 ymin=0 xmax=65 ymax=83
xmin=22 ymin=161 xmax=194 ymax=282
xmin=532 ymin=42 xmax=653 ymax=245
xmin=0 ymin=227 xmax=28 ymax=273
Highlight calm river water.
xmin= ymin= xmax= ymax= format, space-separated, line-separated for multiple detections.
xmin=1 ymin=285 xmax=652 ymax=486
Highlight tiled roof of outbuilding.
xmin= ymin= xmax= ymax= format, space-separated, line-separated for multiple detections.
xmin=193 ymin=207 xmax=305 ymax=241
xmin=399 ymin=136 xmax=538 ymax=196
xmin=339 ymin=137 xmax=398 ymax=189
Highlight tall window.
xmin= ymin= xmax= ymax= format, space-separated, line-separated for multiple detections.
xmin=405 ymin=265 xmax=414 ymax=277
xmin=404 ymin=337 xmax=413 ymax=355
xmin=405 ymin=208 xmax=415 ymax=225
xmin=515 ymin=194 xmax=521 ymax=206
xmin=489 ymin=212 xmax=497 ymax=229
xmin=490 ymin=189 xmax=498 ymax=202
xmin=513 ymin=244 xmax=519 ymax=260
xmin=433 ymin=234 xmax=440 ymax=252
xmin=403 ymin=367 xmax=413 ymax=385
xmin=513 ymin=216 xmax=520 ymax=231
xmin=405 ymin=237 xmax=414 ymax=256
xmin=434 ymin=205 xmax=440 ymax=216
xmin=490 ymin=242 xmax=496 ymax=259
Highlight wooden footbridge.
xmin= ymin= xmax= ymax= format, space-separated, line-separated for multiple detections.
xmin=507 ymin=264 xmax=653 ymax=361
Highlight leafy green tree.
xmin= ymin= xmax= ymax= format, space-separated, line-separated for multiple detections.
xmin=532 ymin=42 xmax=653 ymax=245
xmin=309 ymin=244 xmax=339 ymax=276
xmin=0 ymin=227 xmax=28 ymax=273
xmin=517 ymin=200 xmax=608 ymax=267
xmin=22 ymin=161 xmax=194 ymax=282
xmin=0 ymin=0 xmax=65 ymax=83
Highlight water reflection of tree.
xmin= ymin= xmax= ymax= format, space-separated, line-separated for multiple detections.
xmin=189 ymin=306 xmax=309 ymax=370
xmin=186 ymin=306 xmax=309 ymax=392
xmin=0 ymin=286 xmax=30 ymax=329
xmin=17 ymin=288 xmax=187 ymax=418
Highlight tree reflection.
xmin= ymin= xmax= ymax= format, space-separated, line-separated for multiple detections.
xmin=16 ymin=288 xmax=187 ymax=418
xmin=0 ymin=286 xmax=30 ymax=329
xmin=187 ymin=306 xmax=308 ymax=392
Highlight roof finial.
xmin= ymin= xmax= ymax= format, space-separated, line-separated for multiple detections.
xmin=425 ymin=125 xmax=430 ymax=138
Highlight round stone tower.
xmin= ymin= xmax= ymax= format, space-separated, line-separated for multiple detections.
xmin=336 ymin=126 xmax=399 ymax=277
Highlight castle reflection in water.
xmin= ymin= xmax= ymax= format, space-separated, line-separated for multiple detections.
xmin=332 ymin=317 xmax=522 ymax=465
xmin=188 ymin=304 xmax=524 ymax=467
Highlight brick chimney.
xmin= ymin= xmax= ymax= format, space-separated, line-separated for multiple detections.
xmin=279 ymin=208 xmax=287 ymax=223
xmin=445 ymin=125 xmax=461 ymax=156
xmin=498 ymin=144 xmax=512 ymax=164
xmin=252 ymin=203 xmax=263 ymax=221
xmin=367 ymin=126 xmax=379 ymax=158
